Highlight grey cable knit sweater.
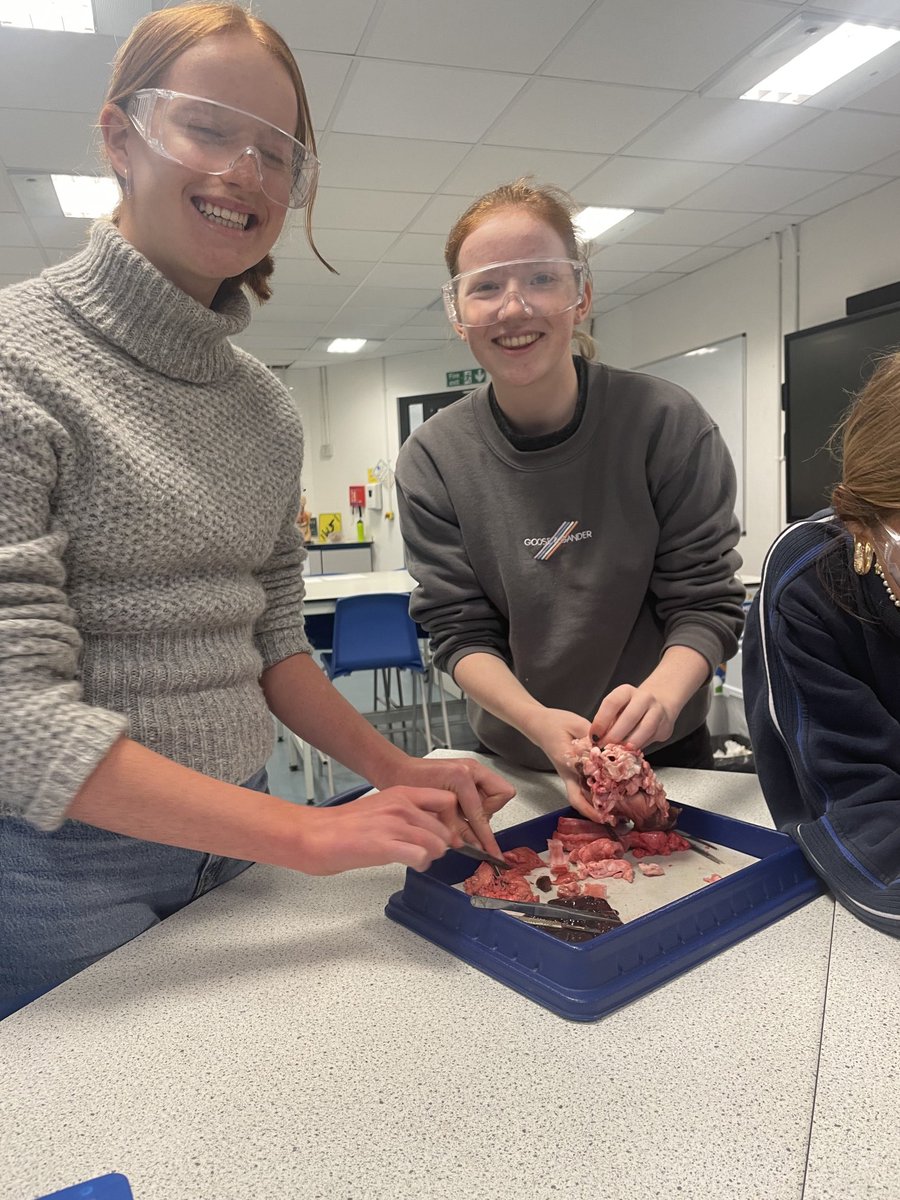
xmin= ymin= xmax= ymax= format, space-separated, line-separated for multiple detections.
xmin=0 ymin=221 xmax=311 ymax=831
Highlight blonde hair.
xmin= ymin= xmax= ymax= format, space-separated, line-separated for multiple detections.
xmin=831 ymin=351 xmax=900 ymax=528
xmin=102 ymin=2 xmax=333 ymax=301
xmin=444 ymin=177 xmax=596 ymax=359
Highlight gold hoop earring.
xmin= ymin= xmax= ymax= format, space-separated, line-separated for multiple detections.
xmin=853 ymin=535 xmax=874 ymax=575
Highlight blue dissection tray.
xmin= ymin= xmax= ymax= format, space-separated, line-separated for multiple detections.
xmin=385 ymin=802 xmax=824 ymax=1022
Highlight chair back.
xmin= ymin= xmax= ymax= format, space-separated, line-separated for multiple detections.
xmin=328 ymin=592 xmax=426 ymax=679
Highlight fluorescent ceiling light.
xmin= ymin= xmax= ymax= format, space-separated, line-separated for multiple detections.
xmin=685 ymin=347 xmax=717 ymax=357
xmin=327 ymin=338 xmax=367 ymax=354
xmin=0 ymin=0 xmax=95 ymax=31
xmin=51 ymin=174 xmax=118 ymax=218
xmin=574 ymin=207 xmax=634 ymax=242
xmin=741 ymin=21 xmax=900 ymax=104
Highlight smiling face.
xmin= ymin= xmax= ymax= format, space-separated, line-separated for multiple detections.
xmin=103 ymin=33 xmax=298 ymax=306
xmin=453 ymin=207 xmax=592 ymax=405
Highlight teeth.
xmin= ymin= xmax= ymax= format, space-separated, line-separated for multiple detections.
xmin=194 ymin=199 xmax=249 ymax=230
xmin=496 ymin=334 xmax=540 ymax=348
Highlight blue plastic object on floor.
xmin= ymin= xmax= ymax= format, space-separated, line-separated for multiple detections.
xmin=35 ymin=1174 xmax=133 ymax=1199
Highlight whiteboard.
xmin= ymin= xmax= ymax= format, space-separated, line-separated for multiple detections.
xmin=636 ymin=334 xmax=746 ymax=530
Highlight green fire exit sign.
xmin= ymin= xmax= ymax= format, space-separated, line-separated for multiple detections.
xmin=446 ymin=368 xmax=486 ymax=387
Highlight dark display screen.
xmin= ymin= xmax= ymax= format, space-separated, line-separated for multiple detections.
xmin=784 ymin=305 xmax=900 ymax=521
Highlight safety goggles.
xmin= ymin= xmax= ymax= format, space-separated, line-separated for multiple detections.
xmin=127 ymin=89 xmax=319 ymax=209
xmin=442 ymin=257 xmax=587 ymax=328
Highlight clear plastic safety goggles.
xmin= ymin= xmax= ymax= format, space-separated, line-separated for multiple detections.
xmin=442 ymin=257 xmax=587 ymax=328
xmin=127 ymin=89 xmax=319 ymax=210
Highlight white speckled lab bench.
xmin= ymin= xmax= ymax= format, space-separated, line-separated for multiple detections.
xmin=0 ymin=758 xmax=896 ymax=1200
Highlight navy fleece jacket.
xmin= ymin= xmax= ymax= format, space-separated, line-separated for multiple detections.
xmin=744 ymin=511 xmax=900 ymax=936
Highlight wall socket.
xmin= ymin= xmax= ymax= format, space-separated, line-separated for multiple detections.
xmin=320 ymin=443 xmax=333 ymax=459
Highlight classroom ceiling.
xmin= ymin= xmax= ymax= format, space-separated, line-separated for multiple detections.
xmin=2 ymin=0 xmax=900 ymax=368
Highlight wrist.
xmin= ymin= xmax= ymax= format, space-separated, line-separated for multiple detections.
xmin=515 ymin=702 xmax=550 ymax=743
xmin=364 ymin=742 xmax=413 ymax=791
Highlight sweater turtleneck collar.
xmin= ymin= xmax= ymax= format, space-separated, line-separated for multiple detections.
xmin=43 ymin=220 xmax=252 ymax=385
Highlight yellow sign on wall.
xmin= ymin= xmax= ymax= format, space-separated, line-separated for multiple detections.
xmin=318 ymin=513 xmax=342 ymax=543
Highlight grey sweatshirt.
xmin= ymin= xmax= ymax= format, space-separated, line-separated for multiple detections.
xmin=395 ymin=359 xmax=745 ymax=770
xmin=0 ymin=221 xmax=310 ymax=830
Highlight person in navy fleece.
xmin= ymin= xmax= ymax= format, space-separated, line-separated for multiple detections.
xmin=744 ymin=351 xmax=900 ymax=936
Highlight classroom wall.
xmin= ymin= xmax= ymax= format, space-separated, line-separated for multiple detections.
xmin=283 ymin=338 xmax=479 ymax=570
xmin=282 ymin=174 xmax=900 ymax=577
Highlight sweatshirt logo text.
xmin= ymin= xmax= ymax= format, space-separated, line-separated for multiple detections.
xmin=527 ymin=521 xmax=592 ymax=561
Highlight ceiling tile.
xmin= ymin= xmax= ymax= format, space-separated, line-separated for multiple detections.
xmin=845 ymin=67 xmax=900 ymax=117
xmin=405 ymin=306 xmax=450 ymax=326
xmin=486 ymin=78 xmax=684 ymax=153
xmin=0 ymin=212 xmax=35 ymax=247
xmin=665 ymin=246 xmax=739 ymax=272
xmin=318 ymin=132 xmax=472 ymax=192
xmin=342 ymin=285 xmax=437 ymax=308
xmin=592 ymin=242 xmax=697 ymax=272
xmin=0 ymin=167 xmax=16 ymax=212
xmin=313 ymin=187 xmax=428 ymax=231
xmin=589 ymin=269 xmax=646 ymax=291
xmin=271 ymin=257 xmax=374 ymax=286
xmin=251 ymin=0 xmax=380 ymax=54
xmin=624 ymin=95 xmax=822 ymax=163
xmin=0 ymin=246 xmax=46 ymax=274
xmin=332 ymin=59 xmax=526 ymax=142
xmin=363 ymin=262 xmax=447 ymax=288
xmin=240 ymin=320 xmax=336 ymax=342
xmin=362 ymin=0 xmax=592 ymax=72
xmin=41 ymin=246 xmax=75 ymax=266
xmin=324 ymin=311 xmax=419 ymax=334
xmin=442 ymin=144 xmax=607 ymax=195
xmin=299 ymin=228 xmax=399 ymax=261
xmin=619 ymin=271 xmax=683 ymax=295
xmin=783 ymin=173 xmax=891 ymax=216
xmin=0 ymin=31 xmax=117 ymax=112
xmin=29 ymin=216 xmax=91 ymax=250
xmin=544 ymin=0 xmax=787 ymax=91
xmin=382 ymin=232 xmax=448 ymax=265
xmin=715 ymin=212 xmax=804 ymax=247
xmin=238 ymin=327 xmax=321 ymax=344
xmin=676 ymin=164 xmax=846 ymax=211
xmin=393 ymin=324 xmax=452 ymax=340
xmin=573 ymin=156 xmax=731 ymax=208
xmin=751 ymin=110 xmax=900 ymax=171
xmin=866 ymin=150 xmax=900 ymax=176
xmin=377 ymin=339 xmax=446 ymax=356
xmin=260 ymin=281 xmax=359 ymax=308
xmin=409 ymin=194 xmax=474 ymax=235
xmin=262 ymin=304 xmax=349 ymax=324
xmin=292 ymin=51 xmax=354 ymax=127
xmin=10 ymin=172 xmax=63 ymax=218
xmin=0 ymin=110 xmax=100 ymax=173
xmin=592 ymin=294 xmax=634 ymax=312
xmin=799 ymin=0 xmax=900 ymax=17
xmin=623 ymin=208 xmax=762 ymax=244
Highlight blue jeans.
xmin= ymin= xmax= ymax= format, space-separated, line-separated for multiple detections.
xmin=0 ymin=767 xmax=268 ymax=1019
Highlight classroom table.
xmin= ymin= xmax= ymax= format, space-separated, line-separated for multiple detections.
xmin=302 ymin=568 xmax=417 ymax=615
xmin=2 ymin=755 xmax=894 ymax=1199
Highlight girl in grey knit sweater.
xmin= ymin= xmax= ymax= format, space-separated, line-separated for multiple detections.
xmin=0 ymin=4 xmax=512 ymax=1018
